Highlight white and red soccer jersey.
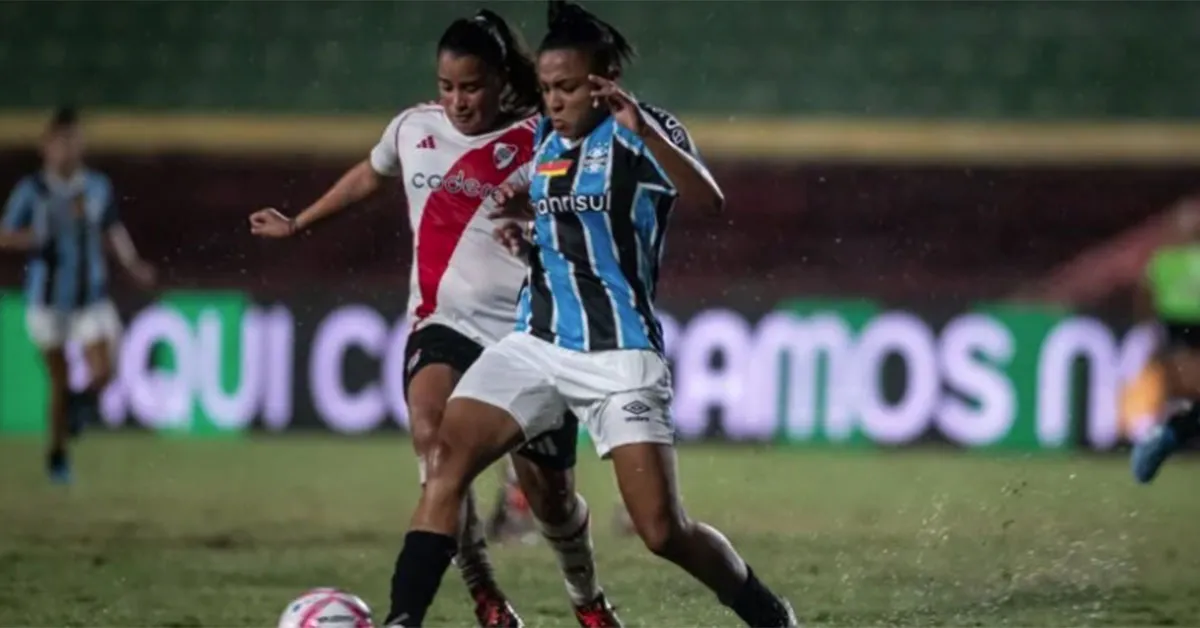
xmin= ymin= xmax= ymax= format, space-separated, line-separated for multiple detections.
xmin=369 ymin=103 xmax=538 ymax=346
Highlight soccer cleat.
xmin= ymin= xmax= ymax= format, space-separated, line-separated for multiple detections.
xmin=573 ymin=592 xmax=623 ymax=628
xmin=1132 ymin=422 xmax=1180 ymax=484
xmin=778 ymin=596 xmax=800 ymax=627
xmin=47 ymin=449 xmax=71 ymax=485
xmin=472 ymin=588 xmax=524 ymax=628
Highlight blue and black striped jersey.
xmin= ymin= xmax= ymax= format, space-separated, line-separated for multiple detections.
xmin=515 ymin=103 xmax=707 ymax=353
xmin=1 ymin=169 xmax=119 ymax=311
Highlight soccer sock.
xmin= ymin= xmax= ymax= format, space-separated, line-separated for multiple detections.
xmin=46 ymin=448 xmax=67 ymax=470
xmin=535 ymin=492 xmax=601 ymax=606
xmin=386 ymin=530 xmax=457 ymax=627
xmin=453 ymin=487 xmax=498 ymax=595
xmin=724 ymin=566 xmax=791 ymax=627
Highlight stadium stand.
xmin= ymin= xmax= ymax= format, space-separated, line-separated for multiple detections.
xmin=1 ymin=1 xmax=1197 ymax=118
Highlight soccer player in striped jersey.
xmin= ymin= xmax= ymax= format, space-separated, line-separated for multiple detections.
xmin=249 ymin=11 xmax=619 ymax=628
xmin=0 ymin=107 xmax=157 ymax=483
xmin=385 ymin=3 xmax=797 ymax=627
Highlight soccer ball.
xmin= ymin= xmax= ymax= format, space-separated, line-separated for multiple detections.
xmin=278 ymin=588 xmax=374 ymax=628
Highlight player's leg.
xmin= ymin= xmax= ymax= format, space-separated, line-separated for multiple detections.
xmin=484 ymin=457 xmax=536 ymax=543
xmin=67 ymin=300 xmax=122 ymax=435
xmin=40 ymin=348 xmax=70 ymax=481
xmin=387 ymin=334 xmax=566 ymax=627
xmin=27 ymin=307 xmax=70 ymax=482
xmin=1132 ymin=326 xmax=1200 ymax=482
xmin=609 ymin=443 xmax=792 ymax=626
xmin=512 ymin=418 xmax=622 ymax=626
xmin=402 ymin=325 xmax=518 ymax=626
xmin=567 ymin=350 xmax=796 ymax=627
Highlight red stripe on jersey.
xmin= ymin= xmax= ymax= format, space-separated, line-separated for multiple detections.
xmin=414 ymin=124 xmax=535 ymax=321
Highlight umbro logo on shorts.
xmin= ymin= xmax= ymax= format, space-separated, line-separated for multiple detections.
xmin=622 ymin=400 xmax=651 ymax=415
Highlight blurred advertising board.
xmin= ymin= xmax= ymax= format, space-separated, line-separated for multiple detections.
xmin=0 ymin=290 xmax=1157 ymax=452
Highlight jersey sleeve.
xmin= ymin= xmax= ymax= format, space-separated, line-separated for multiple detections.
xmin=639 ymin=103 xmax=703 ymax=161
xmin=633 ymin=103 xmax=713 ymax=192
xmin=1 ymin=178 xmax=34 ymax=231
xmin=368 ymin=111 xmax=408 ymax=177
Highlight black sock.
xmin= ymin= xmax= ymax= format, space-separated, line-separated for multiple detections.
xmin=386 ymin=531 xmax=458 ymax=626
xmin=1167 ymin=403 xmax=1200 ymax=442
xmin=726 ymin=566 xmax=791 ymax=627
xmin=66 ymin=390 xmax=99 ymax=433
xmin=47 ymin=448 xmax=67 ymax=469
xmin=67 ymin=389 xmax=98 ymax=408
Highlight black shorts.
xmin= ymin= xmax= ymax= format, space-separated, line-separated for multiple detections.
xmin=1163 ymin=320 xmax=1200 ymax=351
xmin=403 ymin=323 xmax=577 ymax=470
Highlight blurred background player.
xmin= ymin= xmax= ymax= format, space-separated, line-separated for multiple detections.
xmin=249 ymin=10 xmax=618 ymax=628
xmin=0 ymin=107 xmax=156 ymax=483
xmin=1131 ymin=203 xmax=1200 ymax=483
xmin=384 ymin=2 xmax=795 ymax=626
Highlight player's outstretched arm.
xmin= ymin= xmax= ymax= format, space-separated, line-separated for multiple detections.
xmin=0 ymin=228 xmax=36 ymax=251
xmin=250 ymin=158 xmax=387 ymax=238
xmin=589 ymin=75 xmax=724 ymax=213
xmin=105 ymin=223 xmax=157 ymax=289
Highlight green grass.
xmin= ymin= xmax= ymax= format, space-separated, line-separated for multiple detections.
xmin=1 ymin=434 xmax=1198 ymax=627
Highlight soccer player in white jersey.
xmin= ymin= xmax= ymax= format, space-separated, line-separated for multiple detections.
xmin=248 ymin=10 xmax=620 ymax=628
xmin=0 ymin=107 xmax=157 ymax=483
xmin=385 ymin=2 xmax=797 ymax=627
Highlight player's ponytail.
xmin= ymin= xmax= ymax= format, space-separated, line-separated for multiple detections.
xmin=437 ymin=11 xmax=541 ymax=116
xmin=475 ymin=10 xmax=541 ymax=116
xmin=541 ymin=0 xmax=635 ymax=76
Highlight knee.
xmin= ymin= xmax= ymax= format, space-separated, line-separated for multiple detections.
xmin=634 ymin=508 xmax=690 ymax=559
xmin=408 ymin=403 xmax=445 ymax=456
xmin=422 ymin=437 xmax=471 ymax=505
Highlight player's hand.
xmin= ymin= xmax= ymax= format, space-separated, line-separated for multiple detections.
xmin=249 ymin=208 xmax=297 ymax=238
xmin=589 ymin=75 xmax=646 ymax=136
xmin=493 ymin=221 xmax=531 ymax=257
xmin=128 ymin=259 xmax=157 ymax=289
xmin=488 ymin=183 xmax=533 ymax=221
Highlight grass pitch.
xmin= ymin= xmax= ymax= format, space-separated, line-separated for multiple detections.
xmin=1 ymin=433 xmax=1198 ymax=627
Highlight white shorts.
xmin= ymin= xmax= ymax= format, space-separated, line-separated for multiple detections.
xmin=26 ymin=300 xmax=122 ymax=350
xmin=450 ymin=331 xmax=675 ymax=458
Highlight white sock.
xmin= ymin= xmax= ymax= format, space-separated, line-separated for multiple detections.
xmin=536 ymin=493 xmax=601 ymax=606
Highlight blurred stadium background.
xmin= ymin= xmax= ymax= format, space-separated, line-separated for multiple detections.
xmin=2 ymin=1 xmax=1200 ymax=626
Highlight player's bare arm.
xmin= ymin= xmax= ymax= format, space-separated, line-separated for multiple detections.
xmin=0 ymin=227 xmax=37 ymax=251
xmin=106 ymin=223 xmax=157 ymax=288
xmin=250 ymin=158 xmax=389 ymax=238
xmin=589 ymin=75 xmax=724 ymax=213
